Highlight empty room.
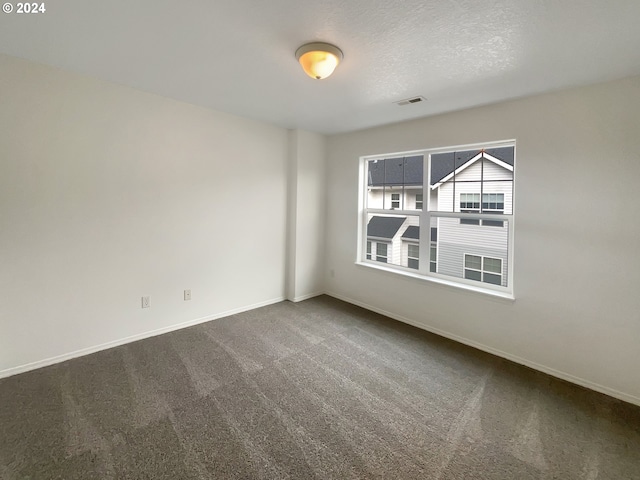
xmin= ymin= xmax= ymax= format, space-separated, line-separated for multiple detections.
xmin=1 ymin=0 xmax=639 ymax=479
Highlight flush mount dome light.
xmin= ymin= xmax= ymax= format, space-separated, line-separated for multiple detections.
xmin=295 ymin=42 xmax=343 ymax=80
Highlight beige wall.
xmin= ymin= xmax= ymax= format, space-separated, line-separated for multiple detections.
xmin=325 ymin=76 xmax=640 ymax=405
xmin=0 ymin=55 xmax=290 ymax=374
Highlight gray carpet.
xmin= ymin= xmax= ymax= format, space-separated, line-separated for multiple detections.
xmin=1 ymin=296 xmax=639 ymax=479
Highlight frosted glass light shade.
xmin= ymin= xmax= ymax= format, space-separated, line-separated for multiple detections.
xmin=295 ymin=43 xmax=343 ymax=80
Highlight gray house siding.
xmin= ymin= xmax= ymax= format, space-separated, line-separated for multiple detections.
xmin=436 ymin=241 xmax=508 ymax=287
xmin=435 ymin=217 xmax=509 ymax=287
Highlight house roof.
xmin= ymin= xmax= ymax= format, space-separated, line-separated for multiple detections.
xmin=367 ymin=216 xmax=406 ymax=239
xmin=431 ymin=146 xmax=514 ymax=185
xmin=367 ymin=156 xmax=422 ymax=187
xmin=367 ymin=146 xmax=514 ymax=187
xmin=401 ymin=226 xmax=419 ymax=240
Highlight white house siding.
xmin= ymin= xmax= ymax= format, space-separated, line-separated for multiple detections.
xmin=367 ymin=187 xmax=422 ymax=211
xmin=435 ymin=217 xmax=509 ymax=286
xmin=392 ymin=217 xmax=419 ymax=266
xmin=436 ymin=161 xmax=513 ymax=213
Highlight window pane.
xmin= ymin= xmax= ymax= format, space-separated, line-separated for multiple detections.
xmin=366 ymin=156 xmax=424 ymax=211
xmin=483 ymin=257 xmax=502 ymax=273
xmin=430 ymin=246 xmax=436 ymax=261
xmin=366 ymin=213 xmax=419 ymax=269
xmin=482 ymin=220 xmax=504 ymax=227
xmin=375 ymin=241 xmax=388 ymax=263
xmin=408 ymin=258 xmax=419 ymax=269
xmin=431 ymin=215 xmax=509 ymax=287
xmin=465 ymin=269 xmax=482 ymax=281
xmin=430 ymin=262 xmax=436 ymax=272
xmin=460 ymin=218 xmax=480 ymax=225
xmin=483 ymin=273 xmax=502 ymax=285
xmin=432 ymin=147 xmax=514 ymax=215
xmin=465 ymin=255 xmax=482 ymax=269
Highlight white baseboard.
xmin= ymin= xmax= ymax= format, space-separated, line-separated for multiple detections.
xmin=0 ymin=296 xmax=285 ymax=380
xmin=289 ymin=292 xmax=324 ymax=303
xmin=326 ymin=291 xmax=640 ymax=408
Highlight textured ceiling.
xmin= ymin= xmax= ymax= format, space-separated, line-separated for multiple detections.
xmin=1 ymin=0 xmax=640 ymax=134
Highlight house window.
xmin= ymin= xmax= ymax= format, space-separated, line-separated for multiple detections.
xmin=483 ymin=193 xmax=504 ymax=212
xmin=366 ymin=240 xmax=391 ymax=263
xmin=430 ymin=245 xmax=437 ymax=272
xmin=464 ymin=254 xmax=502 ymax=285
xmin=361 ymin=142 xmax=515 ymax=296
xmin=375 ymin=242 xmax=388 ymax=263
xmin=460 ymin=193 xmax=480 ymax=211
xmin=407 ymin=244 xmax=419 ymax=269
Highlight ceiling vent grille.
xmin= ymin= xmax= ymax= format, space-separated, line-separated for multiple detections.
xmin=395 ymin=96 xmax=426 ymax=106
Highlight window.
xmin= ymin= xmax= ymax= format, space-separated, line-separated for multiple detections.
xmin=460 ymin=193 xmax=504 ymax=213
xmin=464 ymin=255 xmax=502 ymax=285
xmin=483 ymin=193 xmax=504 ymax=212
xmin=407 ymin=244 xmax=419 ymax=269
xmin=375 ymin=242 xmax=388 ymax=263
xmin=460 ymin=193 xmax=480 ymax=211
xmin=429 ymin=245 xmax=437 ymax=272
xmin=361 ymin=142 xmax=514 ymax=296
xmin=366 ymin=240 xmax=389 ymax=263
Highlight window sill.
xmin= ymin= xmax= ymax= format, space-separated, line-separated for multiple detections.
xmin=354 ymin=261 xmax=515 ymax=301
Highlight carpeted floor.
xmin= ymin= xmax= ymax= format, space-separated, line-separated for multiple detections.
xmin=1 ymin=295 xmax=639 ymax=479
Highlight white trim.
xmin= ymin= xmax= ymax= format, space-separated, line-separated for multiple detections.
xmin=325 ymin=292 xmax=640 ymax=408
xmin=0 ymin=296 xmax=285 ymax=380
xmin=361 ymin=139 xmax=516 ymax=162
xmin=356 ymin=260 xmax=514 ymax=300
xmin=290 ymin=292 xmax=324 ymax=303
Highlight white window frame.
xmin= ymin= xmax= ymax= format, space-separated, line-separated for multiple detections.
xmin=406 ymin=242 xmax=419 ymax=270
xmin=357 ymin=140 xmax=515 ymax=299
xmin=463 ymin=254 xmax=503 ymax=286
xmin=390 ymin=193 xmax=400 ymax=209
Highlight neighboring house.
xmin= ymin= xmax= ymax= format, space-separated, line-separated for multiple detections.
xmin=366 ymin=147 xmax=514 ymax=287
xmin=366 ymin=215 xmax=419 ymax=265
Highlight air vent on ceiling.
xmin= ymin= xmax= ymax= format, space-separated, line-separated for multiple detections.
xmin=395 ymin=96 xmax=426 ymax=106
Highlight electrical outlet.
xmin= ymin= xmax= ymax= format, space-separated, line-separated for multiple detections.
xmin=141 ymin=296 xmax=150 ymax=308
xmin=184 ymin=289 xmax=191 ymax=301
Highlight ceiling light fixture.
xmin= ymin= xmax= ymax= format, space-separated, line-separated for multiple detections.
xmin=295 ymin=42 xmax=343 ymax=80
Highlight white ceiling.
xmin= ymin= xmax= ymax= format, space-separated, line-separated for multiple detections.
xmin=2 ymin=0 xmax=640 ymax=134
